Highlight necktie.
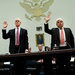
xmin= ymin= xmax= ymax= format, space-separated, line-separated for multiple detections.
xmin=16 ymin=28 xmax=19 ymax=45
xmin=60 ymin=29 xmax=64 ymax=44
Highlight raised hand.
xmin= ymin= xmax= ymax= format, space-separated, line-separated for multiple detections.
xmin=3 ymin=21 xmax=8 ymax=28
xmin=45 ymin=14 xmax=50 ymax=23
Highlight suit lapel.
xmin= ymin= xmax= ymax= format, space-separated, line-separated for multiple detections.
xmin=56 ymin=28 xmax=60 ymax=41
xmin=64 ymin=28 xmax=67 ymax=41
xmin=20 ymin=28 xmax=22 ymax=43
xmin=12 ymin=29 xmax=15 ymax=43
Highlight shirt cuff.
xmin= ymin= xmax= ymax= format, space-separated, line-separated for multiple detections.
xmin=25 ymin=49 xmax=28 ymax=53
xmin=44 ymin=23 xmax=48 ymax=24
xmin=3 ymin=28 xmax=6 ymax=30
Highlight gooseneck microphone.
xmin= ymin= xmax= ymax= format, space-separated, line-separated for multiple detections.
xmin=65 ymin=41 xmax=71 ymax=48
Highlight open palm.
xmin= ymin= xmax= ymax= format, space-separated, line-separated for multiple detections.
xmin=45 ymin=15 xmax=50 ymax=23
xmin=3 ymin=21 xmax=8 ymax=28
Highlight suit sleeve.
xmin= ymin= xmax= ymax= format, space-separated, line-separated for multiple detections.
xmin=44 ymin=23 xmax=52 ymax=35
xmin=2 ymin=29 xmax=10 ymax=39
xmin=70 ymin=29 xmax=74 ymax=48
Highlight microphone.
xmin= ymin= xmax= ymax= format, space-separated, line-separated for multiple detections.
xmin=65 ymin=41 xmax=71 ymax=48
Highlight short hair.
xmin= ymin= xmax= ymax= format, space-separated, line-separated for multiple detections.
xmin=56 ymin=18 xmax=63 ymax=24
xmin=15 ymin=18 xmax=21 ymax=21
xmin=38 ymin=44 xmax=43 ymax=47
xmin=56 ymin=18 xmax=63 ymax=21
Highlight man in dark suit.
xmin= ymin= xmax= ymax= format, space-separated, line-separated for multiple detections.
xmin=2 ymin=18 xmax=28 ymax=75
xmin=44 ymin=15 xmax=74 ymax=74
xmin=2 ymin=18 xmax=28 ymax=54
xmin=44 ymin=15 xmax=74 ymax=50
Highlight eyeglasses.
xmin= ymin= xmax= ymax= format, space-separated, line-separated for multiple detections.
xmin=15 ymin=20 xmax=20 ymax=22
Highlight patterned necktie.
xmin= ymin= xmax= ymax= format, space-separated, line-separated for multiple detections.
xmin=60 ymin=29 xmax=64 ymax=44
xmin=16 ymin=28 xmax=19 ymax=45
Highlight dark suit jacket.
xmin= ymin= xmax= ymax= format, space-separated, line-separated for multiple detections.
xmin=44 ymin=23 xmax=74 ymax=50
xmin=2 ymin=28 xmax=28 ymax=54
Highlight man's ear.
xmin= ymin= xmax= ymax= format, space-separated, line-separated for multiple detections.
xmin=20 ymin=22 xmax=21 ymax=24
